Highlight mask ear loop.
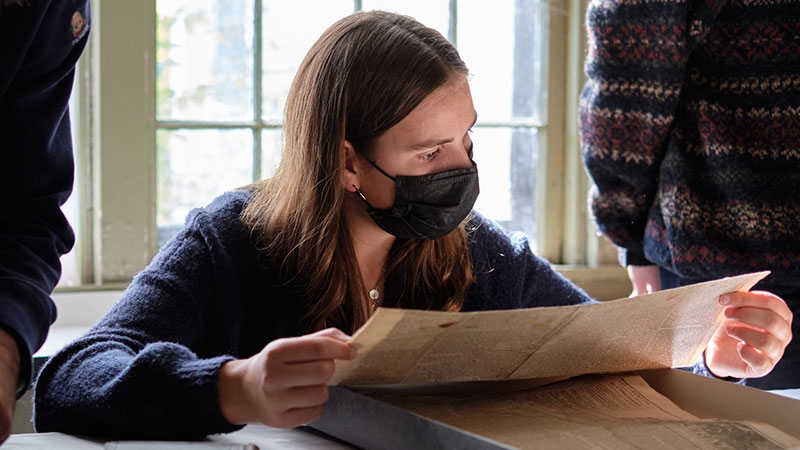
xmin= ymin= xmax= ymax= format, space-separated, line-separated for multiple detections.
xmin=367 ymin=160 xmax=396 ymax=181
xmin=351 ymin=144 xmax=396 ymax=181
xmin=353 ymin=151 xmax=393 ymax=208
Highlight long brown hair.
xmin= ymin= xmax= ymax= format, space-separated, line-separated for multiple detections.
xmin=241 ymin=11 xmax=474 ymax=334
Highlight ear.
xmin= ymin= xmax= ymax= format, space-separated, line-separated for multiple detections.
xmin=342 ymin=140 xmax=360 ymax=192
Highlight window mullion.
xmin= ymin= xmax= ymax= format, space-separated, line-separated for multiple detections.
xmin=537 ymin=0 xmax=566 ymax=263
xmin=449 ymin=0 xmax=457 ymax=44
xmin=92 ymin=0 xmax=158 ymax=284
xmin=253 ymin=0 xmax=263 ymax=181
xmin=75 ymin=48 xmax=94 ymax=286
xmin=561 ymin=0 xmax=589 ymax=266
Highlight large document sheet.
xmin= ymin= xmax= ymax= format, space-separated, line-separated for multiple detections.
xmin=330 ymin=271 xmax=768 ymax=386
xmin=358 ymin=373 xmax=800 ymax=449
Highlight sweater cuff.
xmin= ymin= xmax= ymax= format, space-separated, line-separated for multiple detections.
xmin=617 ymin=245 xmax=651 ymax=267
xmin=171 ymin=354 xmax=244 ymax=436
xmin=0 ymin=281 xmax=56 ymax=396
xmin=9 ymin=329 xmax=31 ymax=398
xmin=685 ymin=353 xmax=745 ymax=385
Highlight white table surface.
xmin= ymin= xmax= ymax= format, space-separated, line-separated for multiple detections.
xmin=4 ymin=424 xmax=357 ymax=450
xmin=770 ymin=389 xmax=800 ymax=400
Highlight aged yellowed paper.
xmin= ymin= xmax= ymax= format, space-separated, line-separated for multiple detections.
xmin=330 ymin=271 xmax=768 ymax=386
xmin=357 ymin=373 xmax=800 ymax=449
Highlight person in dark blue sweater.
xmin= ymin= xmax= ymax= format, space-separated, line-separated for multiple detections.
xmin=34 ymin=10 xmax=791 ymax=440
xmin=0 ymin=0 xmax=89 ymax=442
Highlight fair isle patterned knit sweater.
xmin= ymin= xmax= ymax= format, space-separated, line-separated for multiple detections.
xmin=580 ymin=0 xmax=800 ymax=287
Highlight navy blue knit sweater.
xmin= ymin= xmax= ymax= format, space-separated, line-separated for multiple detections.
xmin=32 ymin=191 xmax=604 ymax=439
xmin=0 ymin=0 xmax=90 ymax=394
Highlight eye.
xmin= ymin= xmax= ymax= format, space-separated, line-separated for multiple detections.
xmin=419 ymin=148 xmax=440 ymax=161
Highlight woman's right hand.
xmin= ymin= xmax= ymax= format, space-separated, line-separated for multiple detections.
xmin=217 ymin=328 xmax=356 ymax=428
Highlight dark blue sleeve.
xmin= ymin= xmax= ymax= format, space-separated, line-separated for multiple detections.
xmin=0 ymin=0 xmax=90 ymax=394
xmin=464 ymin=212 xmax=595 ymax=311
xmin=33 ymin=195 xmax=250 ymax=439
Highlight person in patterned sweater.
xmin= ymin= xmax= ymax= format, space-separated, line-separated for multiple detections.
xmin=580 ymin=0 xmax=800 ymax=390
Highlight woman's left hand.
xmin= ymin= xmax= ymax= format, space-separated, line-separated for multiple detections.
xmin=705 ymin=290 xmax=793 ymax=379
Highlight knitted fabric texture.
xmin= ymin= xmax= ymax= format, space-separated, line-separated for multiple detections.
xmin=579 ymin=0 xmax=800 ymax=286
xmin=33 ymin=191 xmax=598 ymax=439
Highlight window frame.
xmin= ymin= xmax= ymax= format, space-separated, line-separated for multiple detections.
xmin=64 ymin=0 xmax=629 ymax=299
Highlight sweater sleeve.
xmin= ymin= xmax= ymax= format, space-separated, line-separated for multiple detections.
xmin=0 ymin=0 xmax=90 ymax=394
xmin=578 ymin=0 xmax=722 ymax=266
xmin=33 ymin=204 xmax=246 ymax=439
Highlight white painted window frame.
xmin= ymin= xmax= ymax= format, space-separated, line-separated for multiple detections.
xmin=63 ymin=0 xmax=628 ymax=299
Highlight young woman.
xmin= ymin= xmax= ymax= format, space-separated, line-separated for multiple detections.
xmin=33 ymin=10 xmax=792 ymax=440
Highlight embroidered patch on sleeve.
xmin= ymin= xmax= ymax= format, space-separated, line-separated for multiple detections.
xmin=71 ymin=10 xmax=89 ymax=45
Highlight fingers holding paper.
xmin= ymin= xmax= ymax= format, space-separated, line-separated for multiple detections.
xmin=704 ymin=291 xmax=793 ymax=379
xmin=217 ymin=327 xmax=356 ymax=428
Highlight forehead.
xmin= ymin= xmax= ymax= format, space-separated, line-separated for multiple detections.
xmin=379 ymin=78 xmax=475 ymax=148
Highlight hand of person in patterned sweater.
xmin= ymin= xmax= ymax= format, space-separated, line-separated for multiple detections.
xmin=627 ymin=265 xmax=661 ymax=296
xmin=216 ymin=328 xmax=356 ymax=428
xmin=705 ymin=291 xmax=793 ymax=379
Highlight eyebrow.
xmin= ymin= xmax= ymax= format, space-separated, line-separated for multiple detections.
xmin=408 ymin=112 xmax=478 ymax=150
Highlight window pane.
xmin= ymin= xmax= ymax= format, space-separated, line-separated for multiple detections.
xmin=472 ymin=127 xmax=539 ymax=249
xmin=153 ymin=0 xmax=546 ymax=253
xmin=157 ymin=129 xmax=253 ymax=245
xmin=361 ymin=0 xmax=450 ymax=36
xmin=261 ymin=1 xmax=353 ymax=122
xmin=508 ymin=127 xmax=539 ymax=246
xmin=157 ymin=0 xmax=255 ymax=121
xmin=261 ymin=128 xmax=283 ymax=180
xmin=458 ymin=0 xmax=547 ymax=124
xmin=472 ymin=127 xmax=512 ymax=222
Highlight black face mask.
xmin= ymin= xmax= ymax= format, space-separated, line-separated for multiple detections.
xmin=356 ymin=152 xmax=480 ymax=240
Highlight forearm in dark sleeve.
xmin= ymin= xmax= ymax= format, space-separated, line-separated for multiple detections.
xmin=579 ymin=0 xmax=694 ymax=261
xmin=0 ymin=0 xmax=89 ymax=393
